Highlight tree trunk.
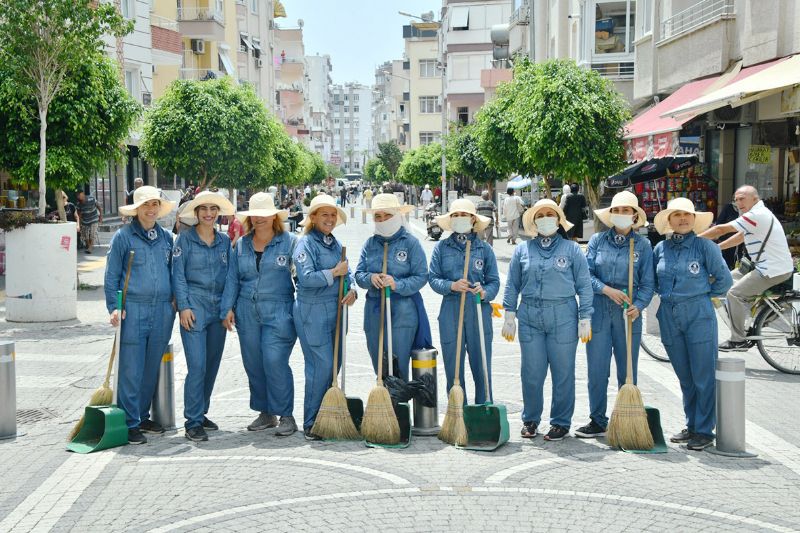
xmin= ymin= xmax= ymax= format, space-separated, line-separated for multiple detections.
xmin=543 ymin=175 xmax=552 ymax=199
xmin=583 ymin=177 xmax=600 ymax=209
xmin=198 ymin=168 xmax=208 ymax=190
xmin=38 ymin=107 xmax=48 ymax=217
xmin=55 ymin=187 xmax=66 ymax=222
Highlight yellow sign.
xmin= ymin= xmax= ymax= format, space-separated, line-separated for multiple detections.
xmin=748 ymin=145 xmax=771 ymax=165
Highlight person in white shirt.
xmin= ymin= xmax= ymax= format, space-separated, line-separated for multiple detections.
xmin=503 ymin=188 xmax=524 ymax=245
xmin=420 ymin=184 xmax=433 ymax=208
xmin=699 ymin=185 xmax=794 ymax=351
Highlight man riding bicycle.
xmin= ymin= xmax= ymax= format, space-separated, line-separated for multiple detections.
xmin=700 ymin=185 xmax=794 ymax=352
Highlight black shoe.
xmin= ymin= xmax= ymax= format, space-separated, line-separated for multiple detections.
xmin=304 ymin=428 xmax=322 ymax=441
xmin=128 ymin=428 xmax=147 ymax=445
xmin=574 ymin=420 xmax=606 ymax=438
xmin=520 ymin=421 xmax=537 ymax=439
xmin=719 ymin=340 xmax=752 ymax=352
xmin=687 ymin=435 xmax=714 ymax=450
xmin=544 ymin=425 xmax=569 ymax=441
xmin=139 ymin=419 xmax=165 ymax=434
xmin=202 ymin=417 xmax=218 ymax=431
xmin=185 ymin=426 xmax=208 ymax=442
xmin=670 ymin=428 xmax=693 ymax=443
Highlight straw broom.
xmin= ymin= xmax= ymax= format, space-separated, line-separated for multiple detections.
xmin=607 ymin=238 xmax=654 ymax=450
xmin=361 ymin=243 xmax=401 ymax=445
xmin=68 ymin=251 xmax=134 ymax=441
xmin=312 ymin=248 xmax=360 ymax=440
xmin=438 ymin=240 xmax=471 ymax=447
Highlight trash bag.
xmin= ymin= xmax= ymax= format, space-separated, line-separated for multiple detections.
xmin=384 ymin=375 xmax=415 ymax=404
xmin=412 ymin=373 xmax=436 ymax=408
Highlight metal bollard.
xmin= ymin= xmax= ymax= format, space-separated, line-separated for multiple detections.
xmin=0 ymin=342 xmax=16 ymax=440
xmin=361 ymin=209 xmax=366 ymax=224
xmin=707 ymin=358 xmax=757 ymax=457
xmin=152 ymin=343 xmax=176 ymax=430
xmin=411 ymin=348 xmax=440 ymax=436
xmin=415 ymin=205 xmax=419 ymax=219
xmin=350 ymin=206 xmax=355 ymax=219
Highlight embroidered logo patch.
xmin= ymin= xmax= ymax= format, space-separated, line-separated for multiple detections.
xmin=221 ymin=251 xmax=227 ymax=264
xmin=555 ymin=256 xmax=569 ymax=269
xmin=633 ymin=251 xmax=640 ymax=263
xmin=172 ymin=246 xmax=182 ymax=258
xmin=276 ymin=255 xmax=287 ymax=267
xmin=540 ymin=237 xmax=552 ymax=248
xmin=456 ymin=233 xmax=468 ymax=244
xmin=614 ymin=234 xmax=626 ymax=245
xmin=474 ymin=258 xmax=484 ymax=271
xmin=396 ymin=250 xmax=408 ymax=262
xmin=296 ymin=252 xmax=307 ymax=264
xmin=688 ymin=261 xmax=700 ymax=275
xmin=323 ymin=234 xmax=334 ymax=245
xmin=146 ymin=228 xmax=158 ymax=241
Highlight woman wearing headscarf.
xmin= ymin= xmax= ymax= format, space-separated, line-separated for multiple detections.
xmin=220 ymin=193 xmax=299 ymax=437
xmin=172 ymin=191 xmax=234 ymax=442
xmin=356 ymin=194 xmax=429 ymax=381
xmin=652 ymin=197 xmax=732 ymax=451
xmin=502 ymin=199 xmax=593 ymax=442
xmin=293 ymin=194 xmax=357 ymax=440
xmin=575 ymin=191 xmax=655 ymax=439
xmin=105 ymin=186 xmax=176 ymax=445
xmin=429 ymin=199 xmax=500 ymax=404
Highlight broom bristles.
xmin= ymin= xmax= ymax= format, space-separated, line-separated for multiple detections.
xmin=67 ymin=384 xmax=114 ymax=442
xmin=361 ymin=385 xmax=400 ymax=445
xmin=438 ymin=385 xmax=468 ymax=446
xmin=312 ymin=386 xmax=360 ymax=440
xmin=607 ymin=384 xmax=654 ymax=450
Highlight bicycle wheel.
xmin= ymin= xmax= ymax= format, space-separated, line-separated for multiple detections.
xmin=753 ymin=297 xmax=800 ymax=374
xmin=640 ymin=306 xmax=669 ymax=362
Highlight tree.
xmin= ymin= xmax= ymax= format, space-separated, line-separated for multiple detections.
xmin=397 ymin=143 xmax=452 ymax=186
xmin=326 ymin=163 xmax=343 ymax=181
xmin=0 ymin=0 xmax=132 ymax=216
xmin=141 ymin=78 xmax=278 ymax=190
xmin=376 ymin=141 xmax=403 ymax=177
xmin=264 ymin=126 xmax=300 ymax=187
xmin=447 ymin=124 xmax=505 ymax=195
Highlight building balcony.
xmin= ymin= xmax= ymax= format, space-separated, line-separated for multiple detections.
xmin=509 ymin=1 xmax=529 ymax=26
xmin=590 ymin=62 xmax=634 ymax=82
xmin=177 ymin=6 xmax=225 ymax=41
xmin=151 ymin=16 xmax=182 ymax=61
xmin=658 ymin=0 xmax=735 ymax=44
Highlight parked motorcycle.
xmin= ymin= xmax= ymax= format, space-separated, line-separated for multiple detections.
xmin=424 ymin=201 xmax=442 ymax=241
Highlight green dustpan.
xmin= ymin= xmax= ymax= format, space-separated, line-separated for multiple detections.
xmin=621 ymin=406 xmax=668 ymax=454
xmin=365 ymin=402 xmax=412 ymax=449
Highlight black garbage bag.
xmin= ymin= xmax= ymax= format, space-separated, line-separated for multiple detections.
xmin=384 ymin=375 xmax=415 ymax=404
xmin=412 ymin=373 xmax=436 ymax=408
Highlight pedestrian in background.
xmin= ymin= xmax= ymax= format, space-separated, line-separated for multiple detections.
xmin=76 ymin=190 xmax=102 ymax=254
xmin=563 ymin=183 xmax=587 ymax=242
xmin=364 ymin=186 xmax=374 ymax=209
xmin=221 ymin=193 xmax=299 ymax=437
xmin=105 ymin=186 xmax=176 ymax=445
xmin=502 ymin=199 xmax=593 ymax=442
xmin=476 ymin=190 xmax=498 ymax=245
xmin=172 ymin=191 xmax=234 ymax=442
xmin=503 ymin=188 xmax=524 ymax=245
xmin=558 ymin=184 xmax=571 ymax=209
xmin=420 ymin=185 xmax=433 ymax=208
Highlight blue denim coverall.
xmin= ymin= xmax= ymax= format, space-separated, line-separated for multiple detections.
xmin=585 ymin=229 xmax=655 ymax=428
xmin=104 ymin=219 xmax=175 ymax=429
xmin=654 ymin=232 xmax=732 ymax=438
xmin=503 ymin=234 xmax=593 ymax=428
xmin=429 ymin=232 xmax=500 ymax=404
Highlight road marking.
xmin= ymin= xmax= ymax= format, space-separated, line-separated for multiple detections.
xmin=485 ymin=451 xmax=610 ymax=484
xmin=78 ymin=257 xmax=106 ymax=273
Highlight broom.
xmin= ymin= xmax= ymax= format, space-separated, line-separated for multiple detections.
xmin=68 ymin=250 xmax=134 ymax=441
xmin=312 ymin=247 xmax=360 ymax=440
xmin=361 ymin=242 xmax=401 ymax=445
xmin=607 ymin=238 xmax=654 ymax=450
xmin=438 ymin=240 xmax=471 ymax=446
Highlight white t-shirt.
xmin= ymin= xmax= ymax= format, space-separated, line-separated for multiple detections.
xmin=503 ymin=195 xmax=524 ymax=220
xmin=421 ymin=189 xmax=433 ymax=203
xmin=733 ymin=200 xmax=793 ymax=277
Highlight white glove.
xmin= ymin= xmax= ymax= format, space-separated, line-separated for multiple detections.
xmin=502 ymin=311 xmax=516 ymax=342
xmin=578 ymin=318 xmax=592 ymax=343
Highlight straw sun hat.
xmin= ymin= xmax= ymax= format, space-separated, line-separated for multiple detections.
xmin=653 ymin=197 xmax=714 ymax=235
xmin=299 ymin=193 xmax=347 ymax=229
xmin=178 ymin=190 xmax=235 ymax=225
xmin=119 ymin=186 xmax=175 ymax=218
xmin=368 ymin=193 xmax=414 ymax=215
xmin=593 ymin=190 xmax=648 ymax=230
xmin=522 ymin=198 xmax=573 ymax=236
xmin=235 ymin=192 xmax=288 ymax=222
xmin=435 ymin=198 xmax=491 ymax=232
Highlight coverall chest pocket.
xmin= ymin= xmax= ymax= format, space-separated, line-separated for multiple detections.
xmin=301 ymin=300 xmax=335 ymax=347
xmin=442 ymin=249 xmax=464 ymax=280
xmin=685 ymin=256 xmax=706 ymax=279
xmin=552 ymin=255 xmax=572 ymax=273
xmin=130 ymin=241 xmax=150 ymax=267
xmin=470 ymin=252 xmax=486 ymax=282
xmin=594 ymin=249 xmax=615 ymax=280
xmin=389 ymin=248 xmax=411 ymax=277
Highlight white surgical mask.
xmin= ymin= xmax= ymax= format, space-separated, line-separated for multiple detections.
xmin=374 ymin=215 xmax=402 ymax=238
xmin=535 ymin=216 xmax=559 ymax=236
xmin=610 ymin=214 xmax=635 ymax=230
xmin=450 ymin=216 xmax=474 ymax=234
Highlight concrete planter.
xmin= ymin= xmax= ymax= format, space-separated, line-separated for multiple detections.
xmin=5 ymin=222 xmax=77 ymax=322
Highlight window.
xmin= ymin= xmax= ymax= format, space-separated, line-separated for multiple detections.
xmin=450 ymin=6 xmax=469 ymax=30
xmin=353 ymin=94 xmax=359 ymax=101
xmin=591 ymin=0 xmax=636 ymax=57
xmin=419 ymin=96 xmax=441 ymax=114
xmin=251 ymin=37 xmax=262 ymax=58
xmin=637 ymin=0 xmax=652 ymax=38
xmin=239 ymin=33 xmax=252 ymax=53
xmin=457 ymin=106 xmax=469 ymax=125
xmin=344 ymin=106 xmax=349 ymax=113
xmin=250 ymin=0 xmax=257 ymax=13
xmin=419 ymin=59 xmax=437 ymax=78
xmin=124 ymin=69 xmax=138 ymax=99
xmin=121 ymin=0 xmax=134 ymax=19
xmin=353 ymin=106 xmax=359 ymax=112
xmin=344 ymin=94 xmax=349 ymax=101
xmin=420 ymin=132 xmax=440 ymax=145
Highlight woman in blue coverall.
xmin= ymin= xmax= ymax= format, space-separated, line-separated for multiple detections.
xmin=221 ymin=193 xmax=299 ymax=437
xmin=502 ymin=199 xmax=593 ymax=442
xmin=172 ymin=191 xmax=234 ymax=442
xmin=652 ymin=197 xmax=732 ymax=451
xmin=356 ymin=194 xmax=428 ymax=381
xmin=429 ymin=199 xmax=500 ymax=404
xmin=575 ymin=191 xmax=655 ymax=439
xmin=293 ymin=194 xmax=357 ymax=440
xmin=105 ymin=186 xmax=176 ymax=445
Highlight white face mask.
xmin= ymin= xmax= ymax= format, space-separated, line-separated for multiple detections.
xmin=374 ymin=215 xmax=402 ymax=238
xmin=535 ymin=216 xmax=559 ymax=236
xmin=610 ymin=214 xmax=635 ymax=230
xmin=450 ymin=216 xmax=474 ymax=234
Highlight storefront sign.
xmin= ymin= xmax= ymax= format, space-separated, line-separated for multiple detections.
xmin=781 ymin=86 xmax=800 ymax=114
xmin=748 ymin=145 xmax=771 ymax=165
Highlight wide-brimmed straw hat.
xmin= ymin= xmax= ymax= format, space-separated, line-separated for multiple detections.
xmin=235 ymin=192 xmax=288 ymax=222
xmin=119 ymin=186 xmax=174 ymax=218
xmin=300 ymin=193 xmax=347 ymax=229
xmin=435 ymin=198 xmax=491 ymax=232
xmin=367 ymin=193 xmax=414 ymax=215
xmin=593 ymin=190 xmax=648 ymax=229
xmin=178 ymin=190 xmax=235 ymax=225
xmin=654 ymin=197 xmax=714 ymax=235
xmin=522 ymin=198 xmax=574 ymax=236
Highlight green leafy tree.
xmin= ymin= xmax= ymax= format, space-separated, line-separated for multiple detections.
xmin=326 ymin=163 xmax=343 ymax=181
xmin=397 ymin=143 xmax=452 ymax=186
xmin=376 ymin=141 xmax=403 ymax=177
xmin=0 ymin=0 xmax=133 ymax=216
xmin=447 ymin=124 xmax=505 ymax=194
xmin=264 ymin=126 xmax=300 ymax=187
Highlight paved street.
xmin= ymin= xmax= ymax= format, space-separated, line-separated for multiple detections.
xmin=1 ymin=204 xmax=800 ymax=532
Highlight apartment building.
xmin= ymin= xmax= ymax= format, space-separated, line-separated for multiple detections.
xmin=403 ymin=23 xmax=443 ymax=149
xmin=331 ymin=83 xmax=373 ymax=173
xmin=235 ymin=0 xmax=278 ymax=110
xmin=306 ymin=54 xmax=334 ymax=161
xmin=275 ymin=24 xmax=311 ymax=142
xmin=373 ymin=59 xmax=410 ymax=151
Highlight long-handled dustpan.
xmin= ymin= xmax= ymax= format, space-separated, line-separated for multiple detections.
xmin=67 ymin=290 xmax=129 ymax=453
xmin=464 ymin=292 xmax=509 ymax=451
xmin=341 ymin=280 xmax=364 ymax=431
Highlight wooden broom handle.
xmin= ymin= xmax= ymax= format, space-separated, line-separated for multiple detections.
xmin=626 ymin=237 xmax=634 ymax=384
xmin=103 ymin=250 xmax=135 ymax=387
xmin=376 ymin=243 xmax=389 ymax=385
xmin=331 ymin=247 xmax=347 ymax=384
xmin=453 ymin=240 xmax=471 ymax=387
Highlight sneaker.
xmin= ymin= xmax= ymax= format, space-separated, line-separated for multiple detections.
xmin=670 ymin=428 xmax=693 ymax=443
xmin=185 ymin=426 xmax=208 ymax=442
xmin=139 ymin=419 xmax=165 ymax=434
xmin=687 ymin=435 xmax=714 ymax=451
xmin=202 ymin=417 xmax=218 ymax=431
xmin=544 ymin=425 xmax=570 ymax=441
xmin=520 ymin=421 xmax=537 ymax=439
xmin=574 ymin=420 xmax=606 ymax=438
xmin=304 ymin=428 xmax=322 ymax=441
xmin=247 ymin=412 xmax=278 ymax=431
xmin=128 ymin=428 xmax=147 ymax=445
xmin=719 ymin=340 xmax=752 ymax=352
xmin=275 ymin=416 xmax=298 ymax=437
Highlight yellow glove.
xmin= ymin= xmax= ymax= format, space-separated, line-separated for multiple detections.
xmin=491 ymin=302 xmax=503 ymax=318
xmin=578 ymin=318 xmax=592 ymax=343
xmin=502 ymin=311 xmax=516 ymax=342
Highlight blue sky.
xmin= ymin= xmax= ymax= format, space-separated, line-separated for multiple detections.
xmin=281 ymin=0 xmax=439 ymax=86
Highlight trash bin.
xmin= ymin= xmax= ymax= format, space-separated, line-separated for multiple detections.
xmin=0 ymin=341 xmax=16 ymax=440
xmin=411 ymin=348 xmax=439 ymax=436
xmin=152 ymin=344 xmax=176 ymax=430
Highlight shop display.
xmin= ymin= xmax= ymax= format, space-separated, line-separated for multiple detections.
xmin=634 ymin=164 xmax=717 ymax=219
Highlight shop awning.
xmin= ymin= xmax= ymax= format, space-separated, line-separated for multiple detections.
xmin=218 ymin=47 xmax=236 ymax=77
